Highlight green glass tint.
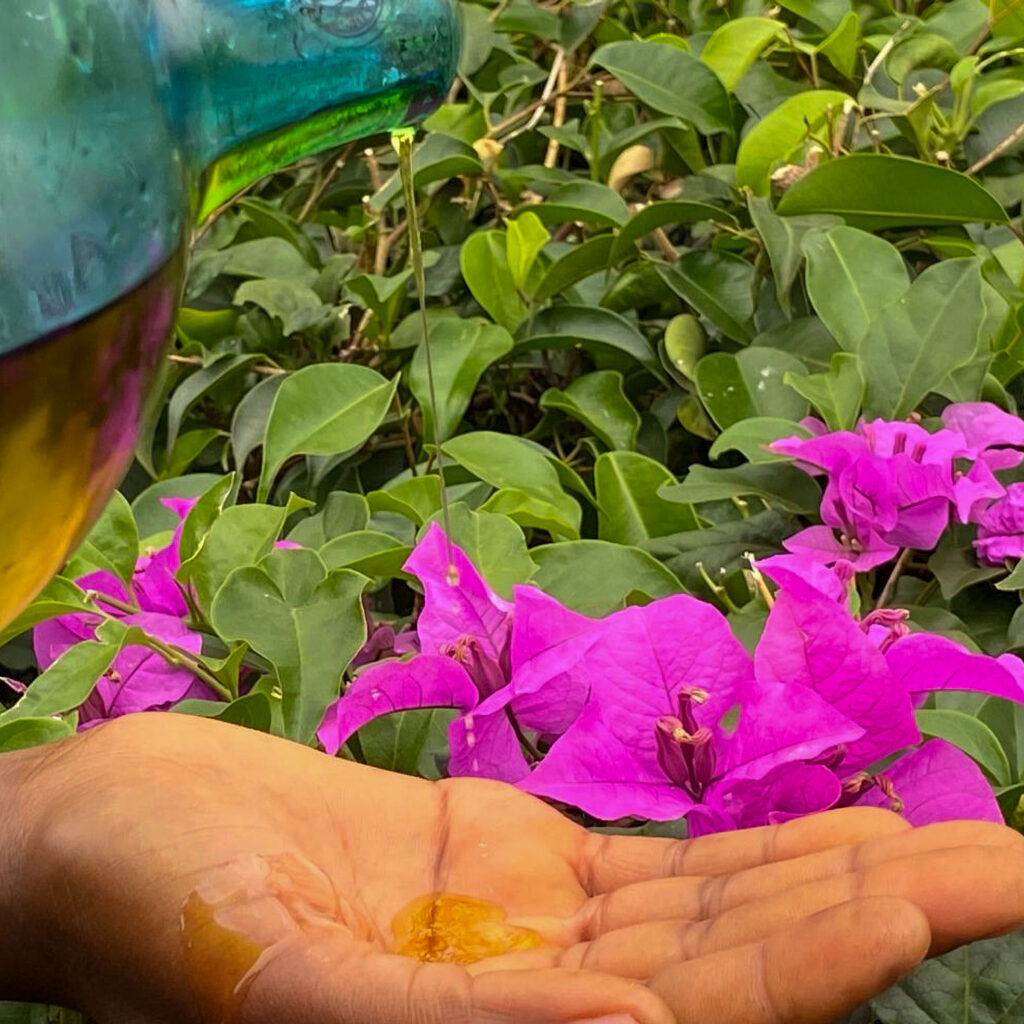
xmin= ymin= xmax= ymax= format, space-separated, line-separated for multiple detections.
xmin=0 ymin=0 xmax=457 ymax=627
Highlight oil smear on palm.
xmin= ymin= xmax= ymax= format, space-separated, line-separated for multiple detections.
xmin=181 ymin=855 xmax=544 ymax=1021
xmin=392 ymin=129 xmax=460 ymax=587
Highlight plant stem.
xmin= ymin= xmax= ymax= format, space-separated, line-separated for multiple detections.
xmin=142 ymin=636 xmax=233 ymax=701
xmin=876 ymin=548 xmax=912 ymax=610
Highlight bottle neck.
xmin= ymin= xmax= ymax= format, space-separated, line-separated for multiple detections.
xmin=149 ymin=0 xmax=459 ymax=219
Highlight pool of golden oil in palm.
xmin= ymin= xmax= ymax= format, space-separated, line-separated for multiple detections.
xmin=0 ymin=255 xmax=183 ymax=629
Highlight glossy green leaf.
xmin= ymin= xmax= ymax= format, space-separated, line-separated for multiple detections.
xmin=460 ymin=230 xmax=528 ymax=332
xmin=784 ymin=352 xmax=865 ymax=431
xmin=804 ymin=227 xmax=910 ymax=352
xmin=355 ymin=707 xmax=457 ymax=778
xmin=0 ymin=577 xmax=93 ymax=648
xmin=409 ymin=318 xmax=513 ymax=441
xmin=320 ymin=531 xmax=411 ymax=576
xmin=775 ymin=0 xmax=849 ymax=32
xmin=658 ymin=252 xmax=756 ymax=343
xmin=735 ymin=90 xmax=849 ymax=195
xmin=287 ymin=492 xmax=371 ymax=548
xmin=660 ymin=314 xmax=706 ymax=385
xmin=748 ymin=196 xmax=840 ymax=316
xmin=534 ymin=235 xmax=615 ymax=302
xmin=421 ymin=504 xmax=534 ymax=599
xmin=611 ymin=200 xmax=735 ymax=260
xmin=530 ymin=540 xmax=683 ymax=616
xmin=166 ymin=353 xmax=261 ymax=454
xmin=367 ymin=476 xmax=442 ymax=528
xmin=709 ymin=417 xmax=810 ymax=464
xmin=237 ymin=196 xmax=321 ymax=267
xmin=221 ymin=237 xmax=318 ymax=284
xmin=818 ymin=11 xmax=860 ymax=78
xmin=915 ymin=708 xmax=1012 ymax=786
xmin=701 ymin=17 xmax=785 ymax=91
xmin=65 ymin=491 xmax=139 ymax=586
xmin=442 ymin=432 xmax=581 ymax=539
xmin=0 ymin=717 xmax=74 ymax=752
xmin=211 ymin=550 xmax=367 ymax=744
xmin=590 ymin=41 xmax=732 ymax=133
xmin=258 ymin=364 xmax=397 ymax=500
xmin=595 ymin=451 xmax=698 ymax=544
xmin=695 ymin=348 xmax=809 ymax=430
xmin=662 ymin=463 xmax=822 ymax=514
xmin=516 ymin=305 xmax=662 ymax=379
xmin=234 ymin=279 xmax=325 ymax=335
xmin=860 ymin=259 xmax=988 ymax=418
xmin=506 ymin=211 xmax=549 ymax=290
xmin=540 ymin=370 xmax=640 ymax=451
xmin=230 ymin=373 xmax=287 ymax=475
xmin=778 ymin=155 xmax=1008 ymax=228
xmin=530 ymin=181 xmax=630 ymax=228
xmin=370 ymin=132 xmax=482 ymax=211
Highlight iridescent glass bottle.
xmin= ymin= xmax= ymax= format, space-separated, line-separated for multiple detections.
xmin=0 ymin=0 xmax=458 ymax=626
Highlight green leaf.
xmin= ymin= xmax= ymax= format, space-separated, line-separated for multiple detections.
xmin=534 ymin=235 xmax=615 ymax=303
xmin=660 ymin=314 xmax=706 ymax=384
xmin=221 ymin=237 xmax=318 ymax=284
xmin=176 ymin=474 xmax=235 ymax=571
xmin=701 ymin=17 xmax=786 ymax=91
xmin=529 ymin=181 xmax=630 ymax=228
xmin=915 ymin=708 xmax=1012 ymax=786
xmin=288 ymin=492 xmax=370 ymax=547
xmin=355 ymin=707 xmax=457 ymax=778
xmin=748 ymin=196 xmax=840 ymax=316
xmin=370 ymin=132 xmax=482 ymax=211
xmin=928 ymin=530 xmax=1005 ymax=600
xmin=183 ymin=503 xmax=295 ymax=612
xmin=160 ymin=428 xmax=224 ymax=480
xmin=0 ymin=577 xmax=93 ymax=648
xmin=611 ymin=200 xmax=736 ymax=260
xmin=409 ymin=318 xmax=513 ymax=441
xmin=460 ymin=230 xmax=528 ymax=332
xmin=421 ymin=504 xmax=534 ymax=599
xmin=590 ymin=41 xmax=732 ymax=133
xmin=871 ymin=931 xmax=1024 ymax=1024
xmin=258 ymin=364 xmax=397 ymax=500
xmin=642 ymin=510 xmax=799 ymax=593
xmin=0 ymin=717 xmax=74 ymax=752
xmin=65 ymin=491 xmax=139 ymax=586
xmin=0 ymin=639 xmax=119 ymax=725
xmin=130 ymin=475 xmax=225 ymax=537
xmin=735 ymin=90 xmax=850 ymax=195
xmin=166 ymin=353 xmax=262 ymax=454
xmin=230 ymin=373 xmax=287 ymax=474
xmin=506 ymin=211 xmax=549 ymax=290
xmin=778 ymin=155 xmax=1008 ymax=229
xmin=595 ymin=451 xmax=698 ymax=544
xmin=174 ymin=691 xmax=273 ymax=733
xmin=530 ymin=540 xmax=683 ymax=616
xmin=657 ymin=252 xmax=756 ymax=343
xmin=516 ymin=305 xmax=662 ymax=379
xmin=320 ymin=531 xmax=412 ymax=576
xmin=211 ymin=551 xmax=367 ymax=744
xmin=540 ymin=370 xmax=640 ymax=451
xmin=775 ymin=0 xmax=849 ymax=33
xmin=442 ymin=432 xmax=581 ymax=539
xmin=695 ymin=348 xmax=809 ymax=430
xmin=784 ymin=352 xmax=865 ymax=431
xmin=804 ymin=226 xmax=910 ymax=351
xmin=990 ymin=0 xmax=1024 ymax=38
xmin=234 ymin=279 xmax=326 ymax=335
xmin=237 ymin=196 xmax=321 ymax=267
xmin=662 ymin=463 xmax=822 ymax=515
xmin=860 ymin=258 xmax=988 ymax=418
xmin=818 ymin=11 xmax=860 ymax=78
xmin=709 ymin=417 xmax=810 ymax=464
xmin=368 ymin=476 xmax=443 ymax=528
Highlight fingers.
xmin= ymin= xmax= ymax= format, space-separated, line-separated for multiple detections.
xmin=580 ymin=808 xmax=908 ymax=893
xmin=240 ymin=937 xmax=676 ymax=1024
xmin=578 ymin=819 xmax=1023 ymax=936
xmin=647 ymin=896 xmax=930 ymax=1024
xmin=561 ymin=844 xmax=1024 ymax=977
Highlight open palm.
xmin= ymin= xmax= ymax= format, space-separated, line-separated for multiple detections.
xmin=7 ymin=713 xmax=1024 ymax=1024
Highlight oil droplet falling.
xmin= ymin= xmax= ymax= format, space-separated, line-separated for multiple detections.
xmin=391 ymin=893 xmax=544 ymax=964
xmin=181 ymin=852 xmax=343 ymax=1024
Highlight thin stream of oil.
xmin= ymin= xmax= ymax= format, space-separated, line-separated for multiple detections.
xmin=392 ymin=129 xmax=459 ymax=585
xmin=180 ymin=138 xmax=549 ymax=1023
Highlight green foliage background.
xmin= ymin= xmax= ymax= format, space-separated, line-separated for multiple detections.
xmin=9 ymin=0 xmax=1024 ymax=1019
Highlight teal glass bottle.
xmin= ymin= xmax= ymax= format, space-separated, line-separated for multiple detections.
xmin=0 ymin=0 xmax=458 ymax=627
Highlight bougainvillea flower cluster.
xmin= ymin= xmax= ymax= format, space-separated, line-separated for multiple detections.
xmin=34 ymin=499 xmax=216 ymax=727
xmin=320 ymin=525 xmax=1024 ymax=835
xmin=771 ymin=402 xmax=1024 ymax=570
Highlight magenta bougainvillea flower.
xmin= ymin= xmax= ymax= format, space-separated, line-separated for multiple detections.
xmin=34 ymin=498 xmax=215 ymax=728
xmin=318 ymin=524 xmax=599 ymax=782
xmin=517 ymin=594 xmax=862 ymax=832
xmin=973 ymin=483 xmax=1024 ymax=565
xmin=772 ymin=404 xmax=1024 ymax=569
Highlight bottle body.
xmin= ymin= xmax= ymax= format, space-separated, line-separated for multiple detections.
xmin=0 ymin=0 xmax=458 ymax=628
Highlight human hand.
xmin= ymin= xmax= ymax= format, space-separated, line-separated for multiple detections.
xmin=3 ymin=713 xmax=1023 ymax=1024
